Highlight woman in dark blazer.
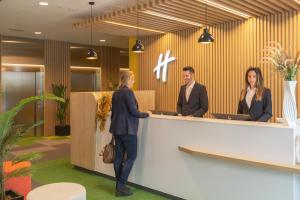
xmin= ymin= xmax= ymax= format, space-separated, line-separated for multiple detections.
xmin=237 ymin=67 xmax=272 ymax=122
xmin=109 ymin=70 xmax=149 ymax=197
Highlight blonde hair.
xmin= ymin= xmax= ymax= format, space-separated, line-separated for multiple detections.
xmin=119 ymin=70 xmax=134 ymax=89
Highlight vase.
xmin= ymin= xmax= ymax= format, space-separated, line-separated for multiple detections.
xmin=283 ymin=81 xmax=298 ymax=127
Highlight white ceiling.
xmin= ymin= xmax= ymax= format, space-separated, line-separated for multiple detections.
xmin=0 ymin=0 xmax=148 ymax=48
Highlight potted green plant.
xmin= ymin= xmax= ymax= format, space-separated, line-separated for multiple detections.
xmin=52 ymin=84 xmax=70 ymax=136
xmin=0 ymin=94 xmax=64 ymax=200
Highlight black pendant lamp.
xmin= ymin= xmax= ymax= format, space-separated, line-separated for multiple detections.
xmin=131 ymin=0 xmax=144 ymax=53
xmin=86 ymin=2 xmax=98 ymax=60
xmin=132 ymin=40 xmax=144 ymax=53
xmin=198 ymin=3 xmax=214 ymax=44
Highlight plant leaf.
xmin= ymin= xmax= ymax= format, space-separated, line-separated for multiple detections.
xmin=12 ymin=152 xmax=43 ymax=165
xmin=0 ymin=94 xmax=64 ymax=159
xmin=4 ymin=166 xmax=32 ymax=180
xmin=0 ymin=121 xmax=44 ymax=159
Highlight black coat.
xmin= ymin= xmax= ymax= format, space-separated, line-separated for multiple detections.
xmin=109 ymin=86 xmax=149 ymax=135
xmin=237 ymin=88 xmax=272 ymax=122
xmin=177 ymin=82 xmax=208 ymax=117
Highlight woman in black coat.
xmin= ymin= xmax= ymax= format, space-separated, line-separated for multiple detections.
xmin=109 ymin=70 xmax=149 ymax=197
xmin=237 ymin=67 xmax=272 ymax=122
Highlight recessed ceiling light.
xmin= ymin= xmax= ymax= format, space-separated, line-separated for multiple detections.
xmin=99 ymin=39 xmax=106 ymax=42
xmin=34 ymin=32 xmax=42 ymax=35
xmin=39 ymin=2 xmax=48 ymax=6
xmin=196 ymin=0 xmax=250 ymax=19
xmin=142 ymin=10 xmax=202 ymax=27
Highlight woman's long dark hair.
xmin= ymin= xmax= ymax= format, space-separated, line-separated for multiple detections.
xmin=240 ymin=67 xmax=265 ymax=101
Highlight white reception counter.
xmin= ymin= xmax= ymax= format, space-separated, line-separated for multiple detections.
xmin=70 ymin=93 xmax=300 ymax=200
xmin=94 ymin=116 xmax=300 ymax=200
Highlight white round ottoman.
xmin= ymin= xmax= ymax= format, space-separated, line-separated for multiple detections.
xmin=27 ymin=182 xmax=86 ymax=200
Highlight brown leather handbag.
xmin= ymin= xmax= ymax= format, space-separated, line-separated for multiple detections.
xmin=100 ymin=136 xmax=115 ymax=163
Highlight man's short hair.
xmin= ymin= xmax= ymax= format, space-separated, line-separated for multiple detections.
xmin=183 ymin=66 xmax=195 ymax=74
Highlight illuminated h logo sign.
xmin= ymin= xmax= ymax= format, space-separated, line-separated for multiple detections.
xmin=153 ymin=50 xmax=176 ymax=82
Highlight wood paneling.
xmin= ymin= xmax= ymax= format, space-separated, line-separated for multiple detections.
xmin=70 ymin=92 xmax=97 ymax=170
xmin=138 ymin=11 xmax=300 ymax=122
xmin=44 ymin=40 xmax=71 ymax=136
xmin=129 ymin=37 xmax=139 ymax=90
xmin=1 ymin=36 xmax=44 ymax=65
xmin=73 ymin=0 xmax=300 ymax=37
xmin=70 ymin=91 xmax=155 ymax=169
xmin=99 ymin=46 xmax=120 ymax=90
xmin=70 ymin=46 xmax=99 ymax=67
xmin=71 ymin=45 xmax=128 ymax=69
xmin=120 ymin=49 xmax=129 ymax=68
xmin=134 ymin=90 xmax=155 ymax=111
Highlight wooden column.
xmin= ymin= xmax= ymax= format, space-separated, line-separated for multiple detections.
xmin=99 ymin=46 xmax=120 ymax=91
xmin=44 ymin=40 xmax=70 ymax=136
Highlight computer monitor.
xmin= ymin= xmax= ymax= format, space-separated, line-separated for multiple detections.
xmin=211 ymin=113 xmax=251 ymax=121
xmin=150 ymin=110 xmax=178 ymax=116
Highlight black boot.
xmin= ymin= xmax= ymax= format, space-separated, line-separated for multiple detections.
xmin=116 ymin=186 xmax=133 ymax=197
xmin=115 ymin=183 xmax=131 ymax=191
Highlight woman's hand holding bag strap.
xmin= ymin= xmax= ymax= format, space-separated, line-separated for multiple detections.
xmin=99 ymin=136 xmax=115 ymax=163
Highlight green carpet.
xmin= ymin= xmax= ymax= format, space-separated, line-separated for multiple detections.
xmin=16 ymin=136 xmax=43 ymax=146
xmin=32 ymin=157 xmax=168 ymax=200
xmin=44 ymin=136 xmax=71 ymax=140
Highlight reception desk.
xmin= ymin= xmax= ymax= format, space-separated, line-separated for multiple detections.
xmin=71 ymin=92 xmax=300 ymax=200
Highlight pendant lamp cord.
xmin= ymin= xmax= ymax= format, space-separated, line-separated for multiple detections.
xmin=136 ymin=0 xmax=139 ymax=39
xmin=90 ymin=3 xmax=93 ymax=49
xmin=205 ymin=3 xmax=207 ymax=28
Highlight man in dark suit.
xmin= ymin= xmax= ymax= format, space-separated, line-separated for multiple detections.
xmin=177 ymin=66 xmax=208 ymax=117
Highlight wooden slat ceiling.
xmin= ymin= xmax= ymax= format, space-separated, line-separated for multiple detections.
xmin=73 ymin=0 xmax=300 ymax=36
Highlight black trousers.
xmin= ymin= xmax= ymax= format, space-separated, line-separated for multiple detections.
xmin=114 ymin=134 xmax=137 ymax=189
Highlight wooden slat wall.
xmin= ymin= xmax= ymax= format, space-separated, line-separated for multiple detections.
xmin=139 ymin=11 xmax=300 ymax=122
xmin=44 ymin=40 xmax=71 ymax=136
xmin=99 ymin=46 xmax=120 ymax=90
